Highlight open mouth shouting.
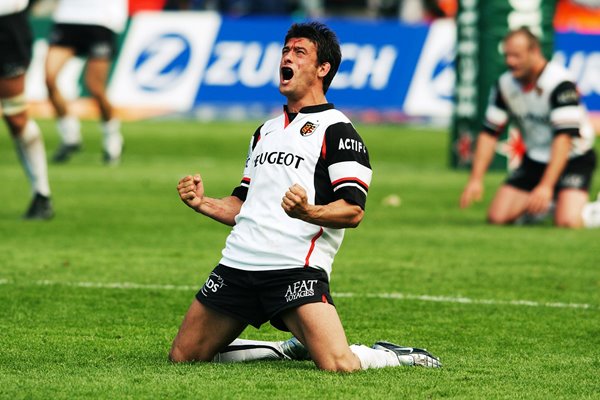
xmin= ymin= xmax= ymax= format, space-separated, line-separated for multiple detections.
xmin=281 ymin=67 xmax=294 ymax=82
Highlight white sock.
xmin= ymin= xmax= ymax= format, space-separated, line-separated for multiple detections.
xmin=213 ymin=339 xmax=286 ymax=363
xmin=102 ymin=118 xmax=123 ymax=158
xmin=14 ymin=120 xmax=51 ymax=197
xmin=349 ymin=344 xmax=400 ymax=370
xmin=582 ymin=199 xmax=600 ymax=228
xmin=57 ymin=115 xmax=81 ymax=145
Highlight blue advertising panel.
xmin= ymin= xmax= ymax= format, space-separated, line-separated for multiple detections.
xmin=554 ymin=32 xmax=600 ymax=111
xmin=193 ymin=17 xmax=429 ymax=113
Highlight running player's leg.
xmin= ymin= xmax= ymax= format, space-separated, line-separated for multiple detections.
xmin=45 ymin=45 xmax=74 ymax=118
xmin=85 ymin=57 xmax=122 ymax=164
xmin=45 ymin=44 xmax=81 ymax=160
xmin=1 ymin=74 xmax=52 ymax=219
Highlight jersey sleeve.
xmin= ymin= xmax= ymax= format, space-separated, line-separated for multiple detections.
xmin=482 ymin=81 xmax=509 ymax=137
xmin=323 ymin=122 xmax=372 ymax=209
xmin=549 ymin=81 xmax=583 ymax=137
xmin=231 ymin=125 xmax=262 ymax=201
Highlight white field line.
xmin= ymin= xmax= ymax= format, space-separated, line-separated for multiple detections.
xmin=0 ymin=279 xmax=594 ymax=310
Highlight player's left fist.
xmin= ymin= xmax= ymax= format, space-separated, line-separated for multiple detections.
xmin=282 ymin=184 xmax=308 ymax=218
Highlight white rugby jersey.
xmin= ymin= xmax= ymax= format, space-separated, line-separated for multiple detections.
xmin=0 ymin=0 xmax=27 ymax=15
xmin=220 ymin=104 xmax=372 ymax=278
xmin=483 ymin=62 xmax=595 ymax=163
xmin=53 ymin=0 xmax=128 ymax=33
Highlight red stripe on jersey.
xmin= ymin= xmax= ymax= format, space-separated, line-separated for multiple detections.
xmin=322 ymin=294 xmax=328 ymax=304
xmin=284 ymin=112 xmax=290 ymax=128
xmin=321 ymin=135 xmax=327 ymax=159
xmin=241 ymin=177 xmax=251 ymax=184
xmin=331 ymin=177 xmax=369 ymax=189
xmin=304 ymin=227 xmax=324 ymax=267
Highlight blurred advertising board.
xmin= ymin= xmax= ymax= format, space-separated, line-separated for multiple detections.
xmin=26 ymin=12 xmax=600 ymax=121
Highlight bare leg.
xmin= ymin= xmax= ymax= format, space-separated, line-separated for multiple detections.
xmin=281 ymin=302 xmax=362 ymax=372
xmin=1 ymin=74 xmax=52 ymax=218
xmin=169 ymin=299 xmax=247 ymax=362
xmin=487 ymin=184 xmax=530 ymax=224
xmin=555 ymin=189 xmax=589 ymax=228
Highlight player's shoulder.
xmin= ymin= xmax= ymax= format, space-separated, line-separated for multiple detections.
xmin=321 ymin=107 xmax=352 ymax=125
xmin=261 ymin=114 xmax=284 ymax=133
xmin=538 ymin=61 xmax=576 ymax=92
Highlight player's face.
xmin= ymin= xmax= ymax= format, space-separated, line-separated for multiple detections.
xmin=503 ymin=34 xmax=536 ymax=82
xmin=279 ymin=38 xmax=324 ymax=99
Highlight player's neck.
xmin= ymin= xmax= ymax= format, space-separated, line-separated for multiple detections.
xmin=286 ymin=91 xmax=327 ymax=113
xmin=522 ymin=59 xmax=547 ymax=88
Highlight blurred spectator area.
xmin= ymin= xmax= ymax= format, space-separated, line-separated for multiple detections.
xmin=129 ymin=0 xmax=456 ymax=20
xmin=554 ymin=0 xmax=600 ymax=32
xmin=29 ymin=0 xmax=600 ymax=28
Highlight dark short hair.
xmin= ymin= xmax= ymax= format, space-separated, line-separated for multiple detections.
xmin=284 ymin=22 xmax=342 ymax=94
xmin=504 ymin=27 xmax=541 ymax=50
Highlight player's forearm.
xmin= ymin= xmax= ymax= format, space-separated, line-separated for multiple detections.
xmin=469 ymin=133 xmax=498 ymax=182
xmin=539 ymin=134 xmax=571 ymax=188
xmin=196 ymin=196 xmax=243 ymax=226
xmin=297 ymin=199 xmax=364 ymax=229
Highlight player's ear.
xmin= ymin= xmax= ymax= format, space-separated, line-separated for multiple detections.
xmin=318 ymin=62 xmax=331 ymax=79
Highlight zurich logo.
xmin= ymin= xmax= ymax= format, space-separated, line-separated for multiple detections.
xmin=431 ymin=50 xmax=455 ymax=101
xmin=133 ymin=33 xmax=192 ymax=92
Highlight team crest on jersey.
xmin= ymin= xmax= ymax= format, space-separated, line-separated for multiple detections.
xmin=300 ymin=121 xmax=319 ymax=136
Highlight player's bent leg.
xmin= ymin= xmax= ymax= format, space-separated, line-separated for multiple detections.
xmin=487 ymin=185 xmax=530 ymax=224
xmin=85 ymin=58 xmax=112 ymax=120
xmin=554 ymin=189 xmax=588 ymax=228
xmin=169 ymin=299 xmax=247 ymax=363
xmin=44 ymin=46 xmax=74 ymax=116
xmin=281 ymin=302 xmax=361 ymax=372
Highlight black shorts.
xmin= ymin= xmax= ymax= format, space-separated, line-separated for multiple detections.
xmin=196 ymin=264 xmax=334 ymax=331
xmin=506 ymin=149 xmax=597 ymax=193
xmin=0 ymin=11 xmax=32 ymax=79
xmin=48 ymin=23 xmax=117 ymax=59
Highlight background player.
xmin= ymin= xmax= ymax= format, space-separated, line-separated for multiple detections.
xmin=170 ymin=22 xmax=441 ymax=371
xmin=1 ymin=0 xmax=53 ymax=219
xmin=44 ymin=0 xmax=127 ymax=164
xmin=460 ymin=27 xmax=600 ymax=228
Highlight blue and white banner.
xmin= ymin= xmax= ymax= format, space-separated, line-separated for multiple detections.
xmin=108 ymin=13 xmax=447 ymax=117
xmin=553 ymin=32 xmax=600 ymax=111
xmin=27 ymin=12 xmax=599 ymax=118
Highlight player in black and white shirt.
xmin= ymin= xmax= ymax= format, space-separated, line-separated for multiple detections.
xmin=171 ymin=22 xmax=441 ymax=371
xmin=1 ymin=0 xmax=53 ymax=219
xmin=44 ymin=0 xmax=127 ymax=164
xmin=460 ymin=27 xmax=600 ymax=228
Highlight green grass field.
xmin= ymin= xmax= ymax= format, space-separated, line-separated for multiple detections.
xmin=1 ymin=119 xmax=599 ymax=399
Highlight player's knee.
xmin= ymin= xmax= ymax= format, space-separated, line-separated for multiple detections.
xmin=45 ymin=75 xmax=59 ymax=92
xmin=554 ymin=215 xmax=582 ymax=229
xmin=1 ymin=94 xmax=27 ymax=118
xmin=486 ymin=210 xmax=511 ymax=225
xmin=168 ymin=344 xmax=197 ymax=363
xmin=313 ymin=352 xmax=360 ymax=373
xmin=168 ymin=341 xmax=215 ymax=363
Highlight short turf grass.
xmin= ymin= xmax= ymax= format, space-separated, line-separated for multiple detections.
xmin=0 ymin=119 xmax=599 ymax=399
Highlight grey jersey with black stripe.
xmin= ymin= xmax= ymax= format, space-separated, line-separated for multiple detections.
xmin=483 ymin=62 xmax=595 ymax=163
xmin=220 ymin=103 xmax=372 ymax=278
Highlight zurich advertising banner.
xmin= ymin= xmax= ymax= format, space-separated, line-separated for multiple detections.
xmin=108 ymin=12 xmax=452 ymax=118
xmin=98 ymin=12 xmax=600 ymax=118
